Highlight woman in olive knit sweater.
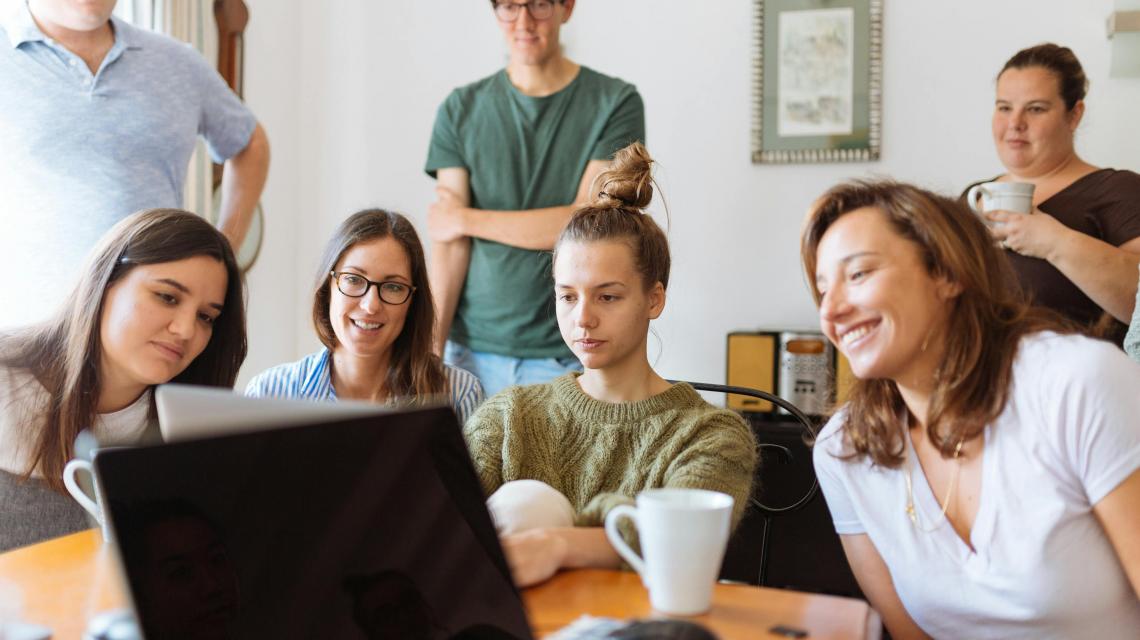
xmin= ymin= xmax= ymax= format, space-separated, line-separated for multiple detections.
xmin=462 ymin=142 xmax=758 ymax=587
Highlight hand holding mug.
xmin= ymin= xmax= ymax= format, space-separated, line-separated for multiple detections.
xmin=985 ymin=208 xmax=1067 ymax=259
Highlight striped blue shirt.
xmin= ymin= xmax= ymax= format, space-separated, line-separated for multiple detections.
xmin=244 ymin=349 xmax=485 ymax=426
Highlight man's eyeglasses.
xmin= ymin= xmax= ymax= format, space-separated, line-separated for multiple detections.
xmin=493 ymin=0 xmax=561 ymax=22
xmin=330 ymin=271 xmax=415 ymax=305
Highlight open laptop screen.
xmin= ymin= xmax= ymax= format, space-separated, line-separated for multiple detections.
xmin=96 ymin=406 xmax=531 ymax=639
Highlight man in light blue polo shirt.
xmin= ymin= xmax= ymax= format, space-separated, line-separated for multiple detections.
xmin=0 ymin=0 xmax=270 ymax=329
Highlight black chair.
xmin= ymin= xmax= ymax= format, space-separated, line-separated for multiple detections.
xmin=674 ymin=381 xmax=862 ymax=598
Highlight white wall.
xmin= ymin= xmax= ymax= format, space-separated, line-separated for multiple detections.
xmin=237 ymin=0 xmax=1139 ymax=389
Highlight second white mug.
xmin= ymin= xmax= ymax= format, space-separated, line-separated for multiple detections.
xmin=966 ymin=181 xmax=1035 ymax=216
xmin=604 ymin=488 xmax=734 ymax=616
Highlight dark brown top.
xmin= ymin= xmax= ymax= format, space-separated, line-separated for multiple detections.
xmin=964 ymin=169 xmax=1140 ymax=328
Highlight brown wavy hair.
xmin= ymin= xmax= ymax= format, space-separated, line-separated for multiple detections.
xmin=554 ymin=141 xmax=670 ymax=291
xmin=1 ymin=209 xmax=247 ymax=491
xmin=311 ymin=209 xmax=447 ymax=400
xmin=801 ymin=180 xmax=1073 ymax=467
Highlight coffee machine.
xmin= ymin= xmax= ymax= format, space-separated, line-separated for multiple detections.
xmin=724 ymin=330 xmax=855 ymax=416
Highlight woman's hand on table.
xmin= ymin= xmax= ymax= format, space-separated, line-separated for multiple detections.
xmin=501 ymin=528 xmax=569 ymax=588
xmin=985 ymin=208 xmax=1070 ymax=260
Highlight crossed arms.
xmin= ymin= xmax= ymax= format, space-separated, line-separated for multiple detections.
xmin=426 ymin=160 xmax=610 ymax=353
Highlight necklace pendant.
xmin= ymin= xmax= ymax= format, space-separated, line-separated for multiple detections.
xmin=906 ymin=503 xmax=917 ymax=525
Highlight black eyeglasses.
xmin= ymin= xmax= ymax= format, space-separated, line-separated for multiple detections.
xmin=493 ymin=0 xmax=560 ymax=22
xmin=330 ymin=271 xmax=415 ymax=305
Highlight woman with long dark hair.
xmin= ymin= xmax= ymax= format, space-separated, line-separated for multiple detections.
xmin=246 ymin=209 xmax=483 ymax=423
xmin=0 ymin=209 xmax=247 ymax=551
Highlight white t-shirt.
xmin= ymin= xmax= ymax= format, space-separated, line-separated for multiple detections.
xmin=0 ymin=363 xmax=152 ymax=477
xmin=814 ymin=332 xmax=1140 ymax=639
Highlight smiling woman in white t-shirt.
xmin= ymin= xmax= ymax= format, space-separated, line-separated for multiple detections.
xmin=0 ymin=209 xmax=247 ymax=552
xmin=801 ymin=180 xmax=1140 ymax=639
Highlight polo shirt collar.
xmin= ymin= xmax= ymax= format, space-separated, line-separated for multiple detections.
xmin=3 ymin=1 xmax=44 ymax=48
xmin=108 ymin=13 xmax=143 ymax=50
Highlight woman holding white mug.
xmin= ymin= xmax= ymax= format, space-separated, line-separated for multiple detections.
xmin=0 ymin=209 xmax=247 ymax=552
xmin=964 ymin=43 xmax=1140 ymax=340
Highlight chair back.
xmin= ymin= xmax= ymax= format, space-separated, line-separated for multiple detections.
xmin=676 ymin=381 xmax=861 ymax=598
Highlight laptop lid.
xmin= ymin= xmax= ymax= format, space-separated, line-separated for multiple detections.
xmin=95 ymin=403 xmax=532 ymax=640
xmin=156 ymin=383 xmax=391 ymax=443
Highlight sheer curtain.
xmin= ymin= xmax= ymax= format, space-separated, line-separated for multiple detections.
xmin=114 ymin=0 xmax=218 ymax=221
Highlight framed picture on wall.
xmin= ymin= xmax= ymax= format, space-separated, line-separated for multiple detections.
xmin=751 ymin=0 xmax=883 ymax=163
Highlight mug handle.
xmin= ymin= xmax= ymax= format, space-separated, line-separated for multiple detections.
xmin=62 ymin=459 xmax=101 ymax=522
xmin=965 ymin=184 xmax=989 ymax=213
xmin=604 ymin=505 xmax=646 ymax=577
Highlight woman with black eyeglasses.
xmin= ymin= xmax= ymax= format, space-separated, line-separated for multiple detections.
xmin=246 ymin=209 xmax=484 ymax=424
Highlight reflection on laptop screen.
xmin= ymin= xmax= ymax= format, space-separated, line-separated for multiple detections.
xmin=96 ymin=406 xmax=532 ymax=640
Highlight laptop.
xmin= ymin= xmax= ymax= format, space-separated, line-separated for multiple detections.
xmin=95 ymin=392 xmax=533 ymax=640
xmin=155 ymin=383 xmax=392 ymax=443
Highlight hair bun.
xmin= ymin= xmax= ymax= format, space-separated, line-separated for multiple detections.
xmin=593 ymin=142 xmax=654 ymax=210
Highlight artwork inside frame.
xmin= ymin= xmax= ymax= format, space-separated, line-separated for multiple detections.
xmin=752 ymin=0 xmax=883 ymax=164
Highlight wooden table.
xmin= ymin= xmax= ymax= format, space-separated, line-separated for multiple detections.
xmin=0 ymin=530 xmax=879 ymax=639
xmin=524 ymin=569 xmax=879 ymax=639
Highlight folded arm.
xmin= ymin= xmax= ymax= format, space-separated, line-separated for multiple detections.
xmin=428 ymin=159 xmax=611 ymax=251
xmin=428 ymin=167 xmax=473 ymax=355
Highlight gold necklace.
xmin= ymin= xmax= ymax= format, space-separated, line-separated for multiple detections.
xmin=905 ymin=439 xmax=964 ymax=532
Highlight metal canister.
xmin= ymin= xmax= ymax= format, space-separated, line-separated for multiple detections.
xmin=778 ymin=332 xmax=833 ymax=416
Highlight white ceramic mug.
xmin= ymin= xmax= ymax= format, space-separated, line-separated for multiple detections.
xmin=604 ymin=488 xmax=734 ymax=616
xmin=63 ymin=458 xmax=112 ymax=542
xmin=966 ymin=181 xmax=1035 ymax=216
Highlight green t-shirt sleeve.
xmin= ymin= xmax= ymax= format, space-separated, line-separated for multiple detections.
xmin=590 ymin=88 xmax=646 ymax=161
xmin=425 ymin=91 xmax=467 ymax=178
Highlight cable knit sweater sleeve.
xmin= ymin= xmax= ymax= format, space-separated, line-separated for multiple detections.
xmin=662 ymin=408 xmax=757 ymax=527
xmin=462 ymin=387 xmax=514 ymax=498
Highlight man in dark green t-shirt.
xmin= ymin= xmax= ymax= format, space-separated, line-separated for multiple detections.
xmin=424 ymin=0 xmax=645 ymax=397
